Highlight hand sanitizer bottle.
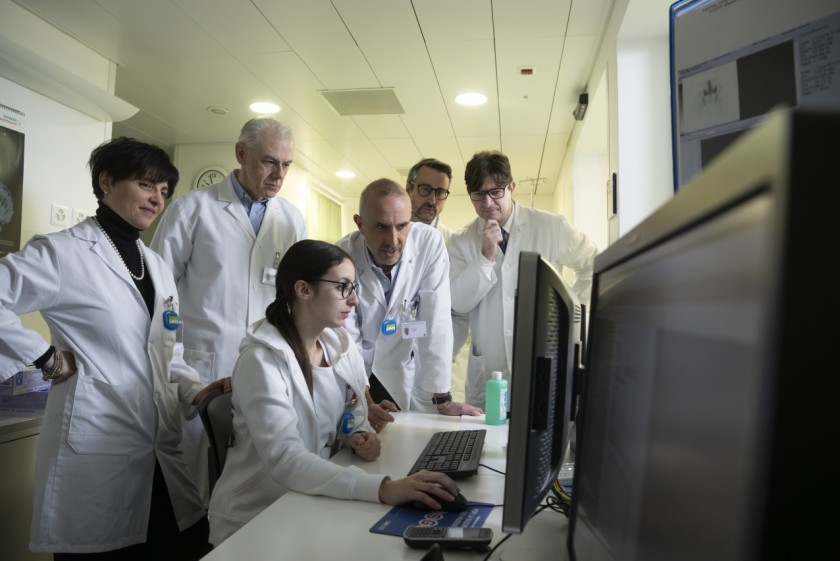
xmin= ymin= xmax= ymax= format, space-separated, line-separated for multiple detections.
xmin=485 ymin=371 xmax=508 ymax=425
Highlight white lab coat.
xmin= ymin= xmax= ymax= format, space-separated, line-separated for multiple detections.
xmin=150 ymin=174 xmax=306 ymax=502
xmin=0 ymin=219 xmax=205 ymax=554
xmin=208 ymin=320 xmax=383 ymax=546
xmin=336 ymin=223 xmax=453 ymax=412
xmin=431 ymin=215 xmax=453 ymax=248
xmin=449 ymin=202 xmax=598 ymax=407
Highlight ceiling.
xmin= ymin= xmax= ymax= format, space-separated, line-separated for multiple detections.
xmin=13 ymin=0 xmax=616 ymax=199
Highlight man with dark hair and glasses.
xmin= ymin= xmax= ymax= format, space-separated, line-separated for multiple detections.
xmin=405 ymin=158 xmax=454 ymax=246
xmin=337 ymin=179 xmax=482 ymax=432
xmin=449 ymin=150 xmax=598 ymax=409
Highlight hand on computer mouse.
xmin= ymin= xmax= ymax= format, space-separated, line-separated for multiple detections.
xmin=378 ymin=470 xmax=460 ymax=508
xmin=411 ymin=489 xmax=468 ymax=512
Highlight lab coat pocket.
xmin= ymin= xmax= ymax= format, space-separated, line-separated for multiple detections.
xmin=67 ymin=375 xmax=141 ymax=455
xmin=184 ymin=348 xmax=216 ymax=383
xmin=155 ymin=382 xmax=183 ymax=449
xmin=158 ymin=326 xmax=177 ymax=350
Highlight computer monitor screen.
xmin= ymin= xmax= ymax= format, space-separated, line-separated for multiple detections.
xmin=502 ymin=251 xmax=580 ymax=536
xmin=567 ymin=109 xmax=836 ymax=561
xmin=669 ymin=0 xmax=840 ymax=190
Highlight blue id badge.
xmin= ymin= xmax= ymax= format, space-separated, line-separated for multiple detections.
xmin=340 ymin=411 xmax=355 ymax=435
xmin=381 ymin=318 xmax=397 ymax=335
xmin=162 ymin=296 xmax=181 ymax=331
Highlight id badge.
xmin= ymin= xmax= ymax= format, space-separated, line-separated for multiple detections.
xmin=401 ymin=321 xmax=427 ymax=339
xmin=381 ymin=318 xmax=397 ymax=335
xmin=262 ymin=266 xmax=277 ymax=285
xmin=162 ymin=296 xmax=182 ymax=331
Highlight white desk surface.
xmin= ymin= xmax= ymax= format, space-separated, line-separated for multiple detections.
xmin=202 ymin=412 xmax=568 ymax=560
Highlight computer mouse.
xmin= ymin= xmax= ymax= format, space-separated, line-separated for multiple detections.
xmin=411 ymin=491 xmax=469 ymax=512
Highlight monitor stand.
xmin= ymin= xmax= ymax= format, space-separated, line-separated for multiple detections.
xmin=497 ymin=511 xmax=568 ymax=561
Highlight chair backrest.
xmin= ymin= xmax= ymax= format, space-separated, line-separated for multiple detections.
xmin=197 ymin=388 xmax=234 ymax=495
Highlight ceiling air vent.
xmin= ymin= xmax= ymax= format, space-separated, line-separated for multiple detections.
xmin=320 ymin=88 xmax=405 ymax=116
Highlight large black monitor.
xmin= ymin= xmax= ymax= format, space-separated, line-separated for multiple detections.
xmin=669 ymin=0 xmax=839 ymax=190
xmin=568 ymin=109 xmax=836 ymax=561
xmin=502 ymin=251 xmax=581 ymax=543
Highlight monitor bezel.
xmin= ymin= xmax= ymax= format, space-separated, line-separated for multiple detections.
xmin=502 ymin=251 xmax=578 ymax=535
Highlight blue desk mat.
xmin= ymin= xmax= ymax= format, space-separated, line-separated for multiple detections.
xmin=370 ymin=502 xmax=495 ymax=537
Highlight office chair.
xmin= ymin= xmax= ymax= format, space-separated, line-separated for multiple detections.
xmin=197 ymin=388 xmax=234 ymax=495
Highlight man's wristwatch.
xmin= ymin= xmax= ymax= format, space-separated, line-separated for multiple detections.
xmin=432 ymin=392 xmax=452 ymax=405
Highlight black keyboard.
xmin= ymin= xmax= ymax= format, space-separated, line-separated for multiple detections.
xmin=407 ymin=429 xmax=486 ymax=480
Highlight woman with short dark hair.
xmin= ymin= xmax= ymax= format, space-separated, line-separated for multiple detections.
xmin=0 ymin=137 xmax=227 ymax=559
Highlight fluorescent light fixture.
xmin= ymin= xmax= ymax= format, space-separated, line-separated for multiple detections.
xmin=455 ymin=92 xmax=487 ymax=106
xmin=249 ymin=101 xmax=280 ymax=114
xmin=335 ymin=170 xmax=356 ymax=178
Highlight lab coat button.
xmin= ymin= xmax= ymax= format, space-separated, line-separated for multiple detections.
xmin=505 ymin=329 xmax=513 ymax=336
xmin=253 ymin=283 xmax=259 ymax=289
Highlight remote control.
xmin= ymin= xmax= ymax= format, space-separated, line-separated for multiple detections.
xmin=403 ymin=525 xmax=493 ymax=551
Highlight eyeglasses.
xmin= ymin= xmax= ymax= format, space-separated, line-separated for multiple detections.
xmin=411 ymin=182 xmax=450 ymax=200
xmin=469 ymin=184 xmax=510 ymax=202
xmin=317 ymin=279 xmax=359 ymax=299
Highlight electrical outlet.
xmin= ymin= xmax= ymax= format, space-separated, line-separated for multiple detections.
xmin=51 ymin=204 xmax=69 ymax=227
xmin=72 ymin=208 xmax=89 ymax=225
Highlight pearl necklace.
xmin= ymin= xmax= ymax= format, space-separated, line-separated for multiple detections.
xmin=92 ymin=217 xmax=146 ymax=281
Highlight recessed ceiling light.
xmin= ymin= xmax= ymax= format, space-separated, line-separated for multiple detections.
xmin=335 ymin=170 xmax=356 ymax=179
xmin=206 ymin=106 xmax=229 ymax=115
xmin=249 ymin=102 xmax=280 ymax=114
xmin=455 ymin=92 xmax=487 ymax=106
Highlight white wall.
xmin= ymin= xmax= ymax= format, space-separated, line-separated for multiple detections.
xmin=1 ymin=0 xmax=118 ymax=342
xmin=555 ymin=0 xmax=676 ymax=249
xmin=1 ymin=77 xmax=107 ymax=241
xmin=615 ymin=36 xmax=673 ymax=235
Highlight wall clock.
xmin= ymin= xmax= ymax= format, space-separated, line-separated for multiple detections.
xmin=194 ymin=166 xmax=227 ymax=189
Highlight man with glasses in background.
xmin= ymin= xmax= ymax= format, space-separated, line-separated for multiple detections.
xmin=404 ymin=158 xmax=471 ymax=400
xmin=449 ymin=150 xmax=598 ymax=409
xmin=337 ymin=178 xmax=481 ymax=433
xmin=405 ymin=158 xmax=454 ymax=246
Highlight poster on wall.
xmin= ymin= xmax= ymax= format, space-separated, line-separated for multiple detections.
xmin=0 ymin=102 xmax=25 ymax=258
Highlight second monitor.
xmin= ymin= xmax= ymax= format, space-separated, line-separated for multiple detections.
xmin=502 ymin=251 xmax=582 ymax=537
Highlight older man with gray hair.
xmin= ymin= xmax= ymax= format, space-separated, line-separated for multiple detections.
xmin=151 ymin=117 xmax=307 ymax=504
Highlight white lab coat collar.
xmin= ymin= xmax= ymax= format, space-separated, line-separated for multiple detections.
xmin=240 ymin=319 xmax=358 ymax=420
xmin=348 ymin=227 xmax=421 ymax=311
xmin=73 ymin=220 xmax=167 ymax=299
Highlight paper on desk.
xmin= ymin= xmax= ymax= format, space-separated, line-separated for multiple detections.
xmin=370 ymin=502 xmax=494 ymax=537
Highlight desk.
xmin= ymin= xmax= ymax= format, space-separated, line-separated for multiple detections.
xmin=0 ymin=416 xmax=50 ymax=561
xmin=202 ymin=412 xmax=568 ymax=560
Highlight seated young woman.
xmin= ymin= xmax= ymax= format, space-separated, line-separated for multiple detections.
xmin=208 ymin=239 xmax=460 ymax=546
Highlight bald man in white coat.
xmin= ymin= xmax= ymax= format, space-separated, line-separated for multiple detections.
xmin=337 ymin=179 xmax=481 ymax=431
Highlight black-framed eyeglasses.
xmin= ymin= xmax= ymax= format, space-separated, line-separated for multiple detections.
xmin=469 ymin=184 xmax=510 ymax=202
xmin=317 ymin=279 xmax=359 ymax=299
xmin=411 ymin=182 xmax=450 ymax=200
